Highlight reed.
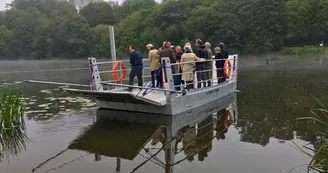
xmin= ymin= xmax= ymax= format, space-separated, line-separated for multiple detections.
xmin=0 ymin=85 xmax=24 ymax=129
xmin=296 ymin=99 xmax=328 ymax=172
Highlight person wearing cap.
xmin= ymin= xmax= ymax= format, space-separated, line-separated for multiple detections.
xmin=147 ymin=44 xmax=160 ymax=88
xmin=214 ymin=47 xmax=225 ymax=83
xmin=204 ymin=42 xmax=213 ymax=87
xmin=181 ymin=45 xmax=205 ymax=91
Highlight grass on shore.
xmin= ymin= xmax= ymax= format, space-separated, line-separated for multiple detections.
xmin=277 ymin=46 xmax=325 ymax=56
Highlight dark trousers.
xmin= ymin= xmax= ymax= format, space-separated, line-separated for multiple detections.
xmin=151 ymin=70 xmax=161 ymax=88
xmin=196 ymin=67 xmax=206 ymax=88
xmin=173 ymin=75 xmax=182 ymax=90
xmin=128 ymin=65 xmax=143 ymax=91
xmin=185 ymin=81 xmax=194 ymax=91
xmin=217 ymin=69 xmax=226 ymax=83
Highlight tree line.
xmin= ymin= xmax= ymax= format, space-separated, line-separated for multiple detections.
xmin=0 ymin=0 xmax=327 ymax=59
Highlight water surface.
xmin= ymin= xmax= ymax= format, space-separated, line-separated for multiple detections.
xmin=0 ymin=56 xmax=327 ymax=173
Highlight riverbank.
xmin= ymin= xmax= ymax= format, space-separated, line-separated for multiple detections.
xmin=277 ymin=46 xmax=326 ymax=56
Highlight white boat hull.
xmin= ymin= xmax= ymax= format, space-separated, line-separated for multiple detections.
xmin=95 ymin=81 xmax=236 ymax=115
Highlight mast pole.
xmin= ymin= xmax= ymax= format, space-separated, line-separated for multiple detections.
xmin=109 ymin=26 xmax=117 ymax=61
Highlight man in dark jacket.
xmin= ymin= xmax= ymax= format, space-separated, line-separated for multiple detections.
xmin=214 ymin=47 xmax=224 ymax=83
xmin=159 ymin=42 xmax=177 ymax=88
xmin=219 ymin=42 xmax=229 ymax=59
xmin=194 ymin=39 xmax=208 ymax=88
xmin=128 ymin=45 xmax=143 ymax=91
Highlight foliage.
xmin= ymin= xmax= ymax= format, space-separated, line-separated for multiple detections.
xmin=0 ymin=25 xmax=13 ymax=56
xmin=295 ymin=100 xmax=328 ymax=172
xmin=80 ymin=2 xmax=116 ymax=27
xmin=0 ymin=85 xmax=24 ymax=129
xmin=277 ymin=46 xmax=325 ymax=56
xmin=0 ymin=0 xmax=327 ymax=59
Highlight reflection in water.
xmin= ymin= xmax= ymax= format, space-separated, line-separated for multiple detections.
xmin=30 ymin=94 xmax=237 ymax=173
xmin=66 ymin=94 xmax=238 ymax=173
xmin=0 ymin=125 xmax=28 ymax=161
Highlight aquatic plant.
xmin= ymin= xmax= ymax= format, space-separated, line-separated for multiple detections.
xmin=0 ymin=125 xmax=28 ymax=161
xmin=0 ymin=85 xmax=27 ymax=161
xmin=296 ymin=99 xmax=328 ymax=172
xmin=0 ymin=85 xmax=24 ymax=129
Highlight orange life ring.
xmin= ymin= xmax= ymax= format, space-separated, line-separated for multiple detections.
xmin=223 ymin=59 xmax=232 ymax=79
xmin=112 ymin=62 xmax=126 ymax=82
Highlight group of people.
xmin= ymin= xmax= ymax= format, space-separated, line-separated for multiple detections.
xmin=127 ymin=40 xmax=229 ymax=92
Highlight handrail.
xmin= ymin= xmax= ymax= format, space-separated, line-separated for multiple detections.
xmin=170 ymin=58 xmax=237 ymax=66
xmin=172 ymin=66 xmax=237 ymax=76
xmin=101 ymin=82 xmax=183 ymax=93
xmin=95 ymin=59 xmax=149 ymax=65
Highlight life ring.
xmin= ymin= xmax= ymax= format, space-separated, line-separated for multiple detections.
xmin=223 ymin=59 xmax=232 ymax=79
xmin=112 ymin=62 xmax=126 ymax=82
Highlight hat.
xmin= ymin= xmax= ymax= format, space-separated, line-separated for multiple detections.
xmin=205 ymin=42 xmax=211 ymax=48
xmin=214 ymin=47 xmax=221 ymax=51
xmin=146 ymin=44 xmax=153 ymax=48
xmin=184 ymin=45 xmax=192 ymax=51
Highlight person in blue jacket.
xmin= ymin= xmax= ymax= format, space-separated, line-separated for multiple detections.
xmin=128 ymin=45 xmax=143 ymax=91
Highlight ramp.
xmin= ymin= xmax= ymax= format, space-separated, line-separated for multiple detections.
xmin=64 ymin=88 xmax=165 ymax=106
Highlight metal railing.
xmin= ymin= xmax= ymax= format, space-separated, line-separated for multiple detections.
xmin=94 ymin=55 xmax=238 ymax=94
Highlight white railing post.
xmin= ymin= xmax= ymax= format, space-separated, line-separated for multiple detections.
xmin=88 ymin=57 xmax=103 ymax=91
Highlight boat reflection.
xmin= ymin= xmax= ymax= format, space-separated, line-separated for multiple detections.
xmin=68 ymin=93 xmax=238 ymax=173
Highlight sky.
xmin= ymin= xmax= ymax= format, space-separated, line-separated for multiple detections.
xmin=0 ymin=0 xmax=162 ymax=11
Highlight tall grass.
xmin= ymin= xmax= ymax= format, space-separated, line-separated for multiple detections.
xmin=296 ymin=99 xmax=328 ymax=172
xmin=0 ymin=85 xmax=26 ymax=161
xmin=0 ymin=85 xmax=24 ymax=129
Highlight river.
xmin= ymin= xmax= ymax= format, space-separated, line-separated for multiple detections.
xmin=0 ymin=56 xmax=327 ymax=173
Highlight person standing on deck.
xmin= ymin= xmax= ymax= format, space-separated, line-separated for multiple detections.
xmin=219 ymin=42 xmax=229 ymax=83
xmin=128 ymin=45 xmax=143 ymax=91
xmin=159 ymin=42 xmax=177 ymax=88
xmin=181 ymin=45 xmax=205 ymax=91
xmin=146 ymin=44 xmax=160 ymax=88
xmin=205 ymin=42 xmax=213 ymax=87
xmin=194 ymin=39 xmax=208 ymax=88
xmin=214 ymin=47 xmax=225 ymax=83
xmin=175 ymin=46 xmax=184 ymax=90
xmin=220 ymin=42 xmax=229 ymax=60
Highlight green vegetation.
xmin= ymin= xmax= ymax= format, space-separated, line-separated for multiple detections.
xmin=0 ymin=0 xmax=327 ymax=59
xmin=296 ymin=102 xmax=328 ymax=172
xmin=0 ymin=85 xmax=26 ymax=161
xmin=277 ymin=46 xmax=325 ymax=56
xmin=0 ymin=85 xmax=24 ymax=129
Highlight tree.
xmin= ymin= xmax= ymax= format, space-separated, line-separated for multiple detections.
xmin=50 ymin=14 xmax=92 ymax=58
xmin=0 ymin=25 xmax=13 ymax=56
xmin=238 ymin=0 xmax=288 ymax=53
xmin=10 ymin=7 xmax=48 ymax=57
xmin=80 ymin=2 xmax=117 ymax=27
xmin=119 ymin=0 xmax=157 ymax=18
xmin=91 ymin=24 xmax=110 ymax=57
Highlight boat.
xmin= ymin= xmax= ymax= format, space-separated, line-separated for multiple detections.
xmin=24 ymin=27 xmax=238 ymax=115
xmin=68 ymin=93 xmax=238 ymax=173
xmin=60 ymin=54 xmax=238 ymax=115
